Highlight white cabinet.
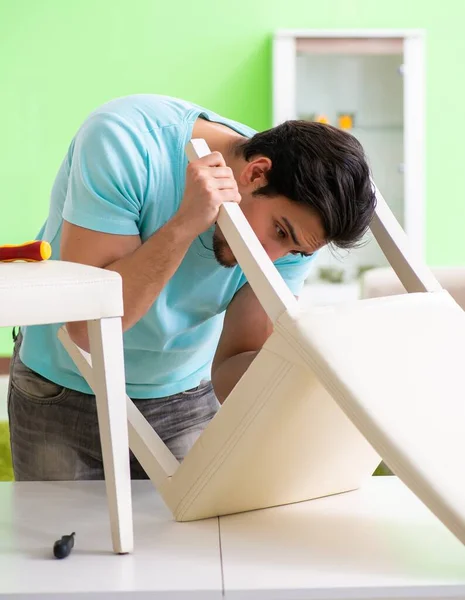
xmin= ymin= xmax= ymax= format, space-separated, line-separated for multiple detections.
xmin=273 ymin=30 xmax=426 ymax=290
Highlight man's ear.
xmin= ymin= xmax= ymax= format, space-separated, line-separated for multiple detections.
xmin=238 ymin=156 xmax=271 ymax=187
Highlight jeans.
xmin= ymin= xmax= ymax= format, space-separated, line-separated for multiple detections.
xmin=8 ymin=331 xmax=220 ymax=481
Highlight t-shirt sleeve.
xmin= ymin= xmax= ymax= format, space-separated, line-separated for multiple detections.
xmin=236 ymin=253 xmax=316 ymax=297
xmin=62 ymin=112 xmax=147 ymax=235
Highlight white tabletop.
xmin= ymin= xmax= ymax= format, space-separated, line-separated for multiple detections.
xmin=0 ymin=480 xmax=222 ymax=599
xmin=1 ymin=477 xmax=465 ymax=599
xmin=220 ymin=477 xmax=465 ymax=599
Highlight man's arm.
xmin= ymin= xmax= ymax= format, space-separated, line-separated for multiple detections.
xmin=61 ymin=216 xmax=196 ymax=352
xmin=61 ymin=142 xmax=241 ymax=352
xmin=211 ymin=283 xmax=274 ymax=403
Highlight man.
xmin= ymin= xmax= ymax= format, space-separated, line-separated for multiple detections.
xmin=8 ymin=94 xmax=376 ymax=481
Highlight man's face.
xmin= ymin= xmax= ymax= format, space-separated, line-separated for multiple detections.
xmin=212 ymin=193 xmax=326 ymax=268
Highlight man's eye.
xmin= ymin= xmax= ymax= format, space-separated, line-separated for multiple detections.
xmin=275 ymin=224 xmax=286 ymax=239
xmin=291 ymin=251 xmax=314 ymax=258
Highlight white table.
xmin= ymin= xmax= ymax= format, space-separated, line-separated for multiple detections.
xmin=2 ymin=477 xmax=465 ymax=599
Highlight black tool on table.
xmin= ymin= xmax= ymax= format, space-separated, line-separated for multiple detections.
xmin=53 ymin=532 xmax=75 ymax=559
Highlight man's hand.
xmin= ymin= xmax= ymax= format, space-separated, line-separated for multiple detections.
xmin=175 ymin=152 xmax=241 ymax=236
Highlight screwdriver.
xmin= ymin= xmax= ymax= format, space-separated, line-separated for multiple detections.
xmin=0 ymin=240 xmax=51 ymax=262
xmin=53 ymin=532 xmax=76 ymax=559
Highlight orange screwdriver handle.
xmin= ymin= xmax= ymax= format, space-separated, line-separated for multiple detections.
xmin=0 ymin=240 xmax=52 ymax=262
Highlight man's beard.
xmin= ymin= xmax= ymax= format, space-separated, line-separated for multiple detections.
xmin=212 ymin=230 xmax=237 ymax=268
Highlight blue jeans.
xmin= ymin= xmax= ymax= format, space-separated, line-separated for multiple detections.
xmin=8 ymin=332 xmax=220 ymax=481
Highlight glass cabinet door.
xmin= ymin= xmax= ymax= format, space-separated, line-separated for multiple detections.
xmin=295 ymin=38 xmax=404 ymax=283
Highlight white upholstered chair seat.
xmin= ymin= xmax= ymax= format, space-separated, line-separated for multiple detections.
xmin=278 ymin=289 xmax=465 ymax=545
xmin=0 ymin=261 xmax=123 ymax=327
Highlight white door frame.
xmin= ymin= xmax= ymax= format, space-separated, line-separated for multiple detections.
xmin=272 ymin=29 xmax=426 ymax=261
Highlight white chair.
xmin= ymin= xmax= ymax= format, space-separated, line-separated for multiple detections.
xmin=62 ymin=139 xmax=465 ymax=552
xmin=1 ymin=261 xmax=133 ymax=554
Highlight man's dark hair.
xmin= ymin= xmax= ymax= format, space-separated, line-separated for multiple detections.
xmin=237 ymin=121 xmax=376 ymax=249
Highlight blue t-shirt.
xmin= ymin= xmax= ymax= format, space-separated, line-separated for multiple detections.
xmin=20 ymin=94 xmax=315 ymax=398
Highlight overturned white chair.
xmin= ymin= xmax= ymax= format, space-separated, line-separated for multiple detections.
xmin=0 ymin=261 xmax=133 ymax=554
xmin=61 ymin=139 xmax=465 ymax=551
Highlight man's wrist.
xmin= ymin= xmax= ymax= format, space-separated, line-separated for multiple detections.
xmin=164 ymin=213 xmax=198 ymax=246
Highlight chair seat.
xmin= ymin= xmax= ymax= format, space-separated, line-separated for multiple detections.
xmin=277 ymin=289 xmax=465 ymax=545
xmin=0 ymin=261 xmax=123 ymax=327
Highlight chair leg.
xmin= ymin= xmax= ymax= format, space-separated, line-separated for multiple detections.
xmin=87 ymin=317 xmax=133 ymax=554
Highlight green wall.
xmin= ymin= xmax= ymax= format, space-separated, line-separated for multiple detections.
xmin=0 ymin=0 xmax=463 ymax=355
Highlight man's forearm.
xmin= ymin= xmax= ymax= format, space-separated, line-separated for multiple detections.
xmin=68 ymin=215 xmax=195 ymax=351
xmin=212 ymin=350 xmax=259 ymax=404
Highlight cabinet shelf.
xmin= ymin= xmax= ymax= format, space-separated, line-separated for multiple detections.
xmin=297 ymin=119 xmax=403 ymax=133
xmin=351 ymin=126 xmax=403 ymax=133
